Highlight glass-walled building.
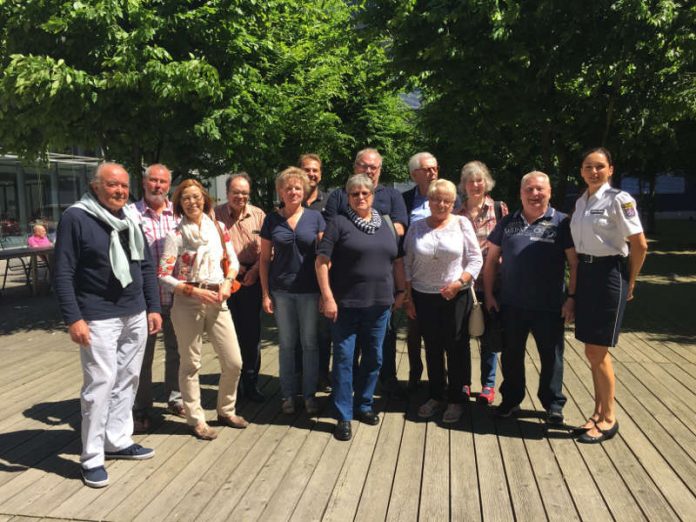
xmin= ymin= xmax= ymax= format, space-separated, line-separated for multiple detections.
xmin=0 ymin=153 xmax=100 ymax=240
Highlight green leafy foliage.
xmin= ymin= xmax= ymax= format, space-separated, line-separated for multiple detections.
xmin=370 ymin=0 xmax=696 ymax=211
xmin=0 ymin=0 xmax=417 ymax=201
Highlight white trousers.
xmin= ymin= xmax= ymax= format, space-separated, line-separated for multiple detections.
xmin=80 ymin=312 xmax=147 ymax=469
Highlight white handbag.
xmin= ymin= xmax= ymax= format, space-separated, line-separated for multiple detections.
xmin=468 ymin=286 xmax=485 ymax=338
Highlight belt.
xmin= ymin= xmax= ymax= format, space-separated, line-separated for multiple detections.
xmin=578 ymin=254 xmax=624 ymax=264
xmin=184 ymin=282 xmax=221 ymax=291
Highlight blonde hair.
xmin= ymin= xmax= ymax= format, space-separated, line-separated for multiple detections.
xmin=276 ymin=167 xmax=310 ymax=196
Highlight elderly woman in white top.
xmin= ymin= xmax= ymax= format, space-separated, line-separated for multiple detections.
xmin=159 ymin=179 xmax=247 ymax=441
xmin=404 ymin=179 xmax=482 ymax=423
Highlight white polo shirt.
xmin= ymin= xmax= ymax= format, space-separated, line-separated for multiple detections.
xmin=570 ymin=183 xmax=643 ymax=257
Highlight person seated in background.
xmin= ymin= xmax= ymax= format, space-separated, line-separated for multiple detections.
xmin=27 ymin=223 xmax=52 ymax=248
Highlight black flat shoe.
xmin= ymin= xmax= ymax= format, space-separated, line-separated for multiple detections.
xmin=577 ymin=420 xmax=619 ymax=444
xmin=245 ymin=387 xmax=266 ymax=403
xmin=356 ymin=410 xmax=380 ymax=426
xmin=335 ymin=420 xmax=352 ymax=441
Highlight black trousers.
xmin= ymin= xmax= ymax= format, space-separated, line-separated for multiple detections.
xmin=227 ymin=279 xmax=262 ymax=374
xmin=412 ymin=289 xmax=472 ymax=403
xmin=500 ymin=306 xmax=566 ymax=412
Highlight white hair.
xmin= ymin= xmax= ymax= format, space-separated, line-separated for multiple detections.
xmin=408 ymin=152 xmax=437 ymax=175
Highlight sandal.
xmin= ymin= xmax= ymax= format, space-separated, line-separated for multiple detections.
xmin=577 ymin=420 xmax=619 ymax=444
xmin=574 ymin=415 xmax=600 ymax=434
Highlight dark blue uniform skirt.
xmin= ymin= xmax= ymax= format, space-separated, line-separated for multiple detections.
xmin=575 ymin=257 xmax=628 ymax=347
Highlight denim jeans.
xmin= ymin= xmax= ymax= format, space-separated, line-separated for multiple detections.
xmin=500 ymin=305 xmax=566 ymax=412
xmin=331 ymin=305 xmax=391 ymax=421
xmin=272 ymin=291 xmax=319 ymax=399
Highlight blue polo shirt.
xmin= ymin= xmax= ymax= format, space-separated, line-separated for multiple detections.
xmin=488 ymin=207 xmax=573 ymax=312
xmin=260 ymin=209 xmax=325 ymax=293
xmin=323 ymin=185 xmax=408 ymax=228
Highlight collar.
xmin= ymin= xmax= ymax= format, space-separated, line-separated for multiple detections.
xmin=514 ymin=206 xmax=555 ymax=226
xmin=226 ymin=204 xmax=251 ymax=220
xmin=137 ymin=198 xmax=173 ymax=217
xmin=586 ymin=182 xmax=612 ymax=202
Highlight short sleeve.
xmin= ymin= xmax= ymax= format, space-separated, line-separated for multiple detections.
xmin=487 ymin=218 xmax=506 ymax=247
xmin=558 ymin=216 xmax=574 ymax=250
xmin=389 ymin=189 xmax=409 ymax=226
xmin=317 ymin=219 xmax=340 ymax=259
xmin=612 ymin=192 xmax=643 ymax=238
xmin=259 ymin=213 xmax=274 ymax=240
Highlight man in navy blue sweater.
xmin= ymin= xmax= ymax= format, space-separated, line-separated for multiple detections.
xmin=53 ymin=162 xmax=162 ymax=488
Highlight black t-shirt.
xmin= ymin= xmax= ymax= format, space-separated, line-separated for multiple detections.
xmin=317 ymin=215 xmax=398 ymax=308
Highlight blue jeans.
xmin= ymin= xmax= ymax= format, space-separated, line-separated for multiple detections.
xmin=331 ymin=305 xmax=391 ymax=421
xmin=272 ymin=291 xmax=319 ymax=399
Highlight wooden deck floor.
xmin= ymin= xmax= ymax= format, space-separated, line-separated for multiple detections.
xmin=0 ymin=262 xmax=695 ymax=521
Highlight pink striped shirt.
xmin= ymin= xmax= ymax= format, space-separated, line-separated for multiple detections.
xmin=129 ymin=199 xmax=180 ymax=307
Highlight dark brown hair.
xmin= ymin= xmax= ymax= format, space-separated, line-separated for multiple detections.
xmin=581 ymin=147 xmax=613 ymax=166
xmin=171 ymin=178 xmax=214 ymax=218
xmin=225 ymin=171 xmax=252 ymax=193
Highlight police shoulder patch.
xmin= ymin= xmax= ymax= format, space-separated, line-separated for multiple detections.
xmin=621 ymin=201 xmax=636 ymax=218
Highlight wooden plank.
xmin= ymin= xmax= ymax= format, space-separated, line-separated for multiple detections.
xmin=212 ymin=413 xmax=313 ymax=521
xmin=385 ymin=403 xmax=425 ymax=522
xmin=353 ymin=406 xmax=404 ymax=521
xmin=449 ymin=407 xmax=482 ymax=522
xmin=472 ymin=401 xmax=514 ymax=521
xmin=617 ymin=362 xmax=696 ymax=475
xmin=257 ymin=418 xmax=333 ymax=521
xmin=322 ymin=421 xmax=381 ymax=522
xmin=418 ymin=423 xmax=449 ymax=521
xmin=520 ymin=363 xmax=581 ymax=522
xmin=564 ymin=346 xmax=681 ymax=521
xmin=119 ymin=362 xmax=279 ymax=521
xmin=288 ymin=433 xmax=353 ymax=521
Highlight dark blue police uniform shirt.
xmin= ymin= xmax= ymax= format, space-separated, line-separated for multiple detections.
xmin=260 ymin=209 xmax=325 ymax=293
xmin=487 ymin=207 xmax=574 ymax=312
xmin=323 ymin=185 xmax=408 ymax=228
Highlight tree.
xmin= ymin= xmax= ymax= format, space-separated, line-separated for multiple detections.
xmin=369 ymin=0 xmax=696 ymax=215
xmin=0 ymin=0 xmax=417 ymax=204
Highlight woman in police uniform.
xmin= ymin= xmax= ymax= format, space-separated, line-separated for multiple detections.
xmin=570 ymin=147 xmax=648 ymax=443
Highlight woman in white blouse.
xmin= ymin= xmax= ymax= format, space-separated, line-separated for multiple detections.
xmin=404 ymin=179 xmax=482 ymax=423
xmin=159 ymin=179 xmax=247 ymax=441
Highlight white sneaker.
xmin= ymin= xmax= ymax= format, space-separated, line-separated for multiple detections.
xmin=281 ymin=398 xmax=295 ymax=415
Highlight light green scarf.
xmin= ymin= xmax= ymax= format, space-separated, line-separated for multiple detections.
xmin=72 ymin=192 xmax=146 ymax=288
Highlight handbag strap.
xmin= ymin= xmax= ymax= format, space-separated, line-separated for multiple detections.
xmin=214 ymin=219 xmax=230 ymax=264
xmin=469 ymin=285 xmax=478 ymax=304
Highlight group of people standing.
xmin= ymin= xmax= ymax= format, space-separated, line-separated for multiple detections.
xmin=52 ymin=146 xmax=646 ymax=487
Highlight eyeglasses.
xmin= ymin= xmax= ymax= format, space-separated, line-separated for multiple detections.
xmin=430 ymin=197 xmax=454 ymax=206
xmin=355 ymin=162 xmax=381 ymax=172
xmin=416 ymin=166 xmax=438 ymax=173
xmin=349 ymin=190 xmax=372 ymax=198
xmin=181 ymin=194 xmax=203 ymax=203
xmin=229 ymin=191 xmax=250 ymax=197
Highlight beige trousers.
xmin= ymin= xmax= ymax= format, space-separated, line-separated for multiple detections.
xmin=171 ymin=294 xmax=242 ymax=426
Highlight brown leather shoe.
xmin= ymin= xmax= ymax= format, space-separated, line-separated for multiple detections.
xmin=217 ymin=415 xmax=249 ymax=429
xmin=192 ymin=423 xmax=218 ymax=440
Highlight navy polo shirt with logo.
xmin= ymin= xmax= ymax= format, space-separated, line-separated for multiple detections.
xmin=487 ymin=207 xmax=574 ymax=312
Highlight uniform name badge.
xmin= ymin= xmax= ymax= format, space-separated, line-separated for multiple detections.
xmin=621 ymin=202 xmax=636 ymax=218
